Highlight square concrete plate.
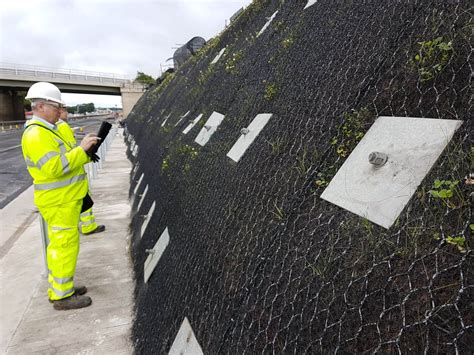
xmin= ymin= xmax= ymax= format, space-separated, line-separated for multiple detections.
xmin=140 ymin=201 xmax=156 ymax=239
xmin=168 ymin=317 xmax=203 ymax=355
xmin=227 ymin=113 xmax=273 ymax=162
xmin=304 ymin=0 xmax=317 ymax=10
xmin=144 ymin=227 xmax=170 ymax=283
xmin=321 ymin=116 xmax=463 ymax=229
xmin=194 ymin=112 xmax=225 ymax=146
xmin=257 ymin=11 xmax=278 ymax=37
xmin=183 ymin=114 xmax=203 ymax=135
xmin=211 ymin=47 xmax=226 ymax=64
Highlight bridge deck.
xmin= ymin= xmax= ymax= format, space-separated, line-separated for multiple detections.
xmin=0 ymin=63 xmax=145 ymax=94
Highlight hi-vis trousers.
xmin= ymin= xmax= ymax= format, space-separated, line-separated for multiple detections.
xmin=38 ymin=200 xmax=82 ymax=301
xmin=80 ymin=207 xmax=98 ymax=234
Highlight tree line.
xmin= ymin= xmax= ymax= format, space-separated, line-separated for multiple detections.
xmin=66 ymin=102 xmax=95 ymax=114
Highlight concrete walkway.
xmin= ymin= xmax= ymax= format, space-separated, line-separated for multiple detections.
xmin=0 ymin=130 xmax=134 ymax=354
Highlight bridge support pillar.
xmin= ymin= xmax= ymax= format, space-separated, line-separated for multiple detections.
xmin=120 ymin=85 xmax=145 ymax=118
xmin=0 ymin=89 xmax=24 ymax=122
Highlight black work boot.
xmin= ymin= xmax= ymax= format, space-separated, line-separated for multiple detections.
xmin=53 ymin=294 xmax=92 ymax=310
xmin=83 ymin=225 xmax=106 ymax=235
xmin=74 ymin=285 xmax=87 ymax=296
xmin=49 ymin=286 xmax=87 ymax=303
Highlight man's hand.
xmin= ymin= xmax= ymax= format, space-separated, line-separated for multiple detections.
xmin=80 ymin=134 xmax=101 ymax=152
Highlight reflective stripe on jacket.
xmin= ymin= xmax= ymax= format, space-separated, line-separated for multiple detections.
xmin=22 ymin=119 xmax=90 ymax=208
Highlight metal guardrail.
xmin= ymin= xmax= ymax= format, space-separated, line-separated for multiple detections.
xmin=0 ymin=62 xmax=129 ymax=85
xmin=40 ymin=124 xmax=120 ymax=276
xmin=0 ymin=114 xmax=114 ymax=131
xmin=0 ymin=120 xmax=25 ymax=131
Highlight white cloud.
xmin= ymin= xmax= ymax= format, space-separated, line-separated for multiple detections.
xmin=1 ymin=0 xmax=251 ymax=106
xmin=1 ymin=0 xmax=251 ymax=78
xmin=62 ymin=93 xmax=122 ymax=108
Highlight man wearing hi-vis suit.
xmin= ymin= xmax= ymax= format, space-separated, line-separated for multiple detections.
xmin=22 ymin=82 xmax=99 ymax=310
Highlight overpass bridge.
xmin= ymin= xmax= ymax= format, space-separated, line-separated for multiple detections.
xmin=0 ymin=63 xmax=146 ymax=121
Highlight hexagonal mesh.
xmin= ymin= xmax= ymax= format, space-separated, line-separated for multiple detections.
xmin=125 ymin=0 xmax=472 ymax=353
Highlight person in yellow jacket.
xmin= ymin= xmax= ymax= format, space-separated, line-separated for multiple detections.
xmin=22 ymin=82 xmax=100 ymax=310
xmin=57 ymin=108 xmax=105 ymax=235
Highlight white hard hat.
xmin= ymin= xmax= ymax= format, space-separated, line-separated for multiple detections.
xmin=25 ymin=82 xmax=65 ymax=105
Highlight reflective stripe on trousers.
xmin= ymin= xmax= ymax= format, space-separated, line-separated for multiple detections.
xmin=80 ymin=207 xmax=98 ymax=234
xmin=48 ymin=270 xmax=74 ymax=284
xmin=81 ymin=219 xmax=96 ymax=226
xmin=51 ymin=286 xmax=75 ymax=298
xmin=52 ymin=226 xmax=72 ymax=231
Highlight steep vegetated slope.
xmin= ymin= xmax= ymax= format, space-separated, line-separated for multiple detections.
xmin=125 ymin=0 xmax=472 ymax=353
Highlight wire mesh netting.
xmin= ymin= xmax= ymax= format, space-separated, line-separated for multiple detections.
xmin=125 ymin=0 xmax=472 ymax=353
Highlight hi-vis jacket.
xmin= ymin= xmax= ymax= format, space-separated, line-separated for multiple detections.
xmin=22 ymin=118 xmax=90 ymax=208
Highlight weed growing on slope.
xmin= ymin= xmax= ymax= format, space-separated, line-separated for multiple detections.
xmin=294 ymin=147 xmax=320 ymax=177
xmin=179 ymin=144 xmax=199 ymax=173
xmin=428 ymin=179 xmax=465 ymax=209
xmin=246 ymin=0 xmax=270 ymax=15
xmin=161 ymin=156 xmax=170 ymax=172
xmin=265 ymin=137 xmax=288 ymax=155
xmin=271 ymin=199 xmax=285 ymax=221
xmin=225 ymin=50 xmax=244 ymax=74
xmin=273 ymin=20 xmax=285 ymax=33
xmin=161 ymin=144 xmax=199 ymax=174
xmin=281 ymin=34 xmax=295 ymax=49
xmin=160 ymin=125 xmax=172 ymax=134
xmin=295 ymin=149 xmax=310 ymax=176
xmin=330 ymin=108 xmax=374 ymax=158
xmin=154 ymin=72 xmax=175 ymax=94
xmin=194 ymin=35 xmax=222 ymax=63
xmin=409 ymin=36 xmax=453 ymax=82
xmin=198 ymin=66 xmax=214 ymax=86
xmin=264 ymin=83 xmax=278 ymax=101
xmin=313 ymin=165 xmax=339 ymax=189
xmin=445 ymin=235 xmax=466 ymax=253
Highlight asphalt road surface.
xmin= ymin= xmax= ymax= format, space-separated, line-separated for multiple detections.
xmin=0 ymin=117 xmax=112 ymax=209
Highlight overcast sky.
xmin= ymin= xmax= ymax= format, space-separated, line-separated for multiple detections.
xmin=0 ymin=0 xmax=251 ymax=107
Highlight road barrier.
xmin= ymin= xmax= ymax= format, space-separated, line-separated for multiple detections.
xmin=0 ymin=120 xmax=24 ymax=132
xmin=0 ymin=62 xmax=129 ymax=84
xmin=0 ymin=114 xmax=114 ymax=132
